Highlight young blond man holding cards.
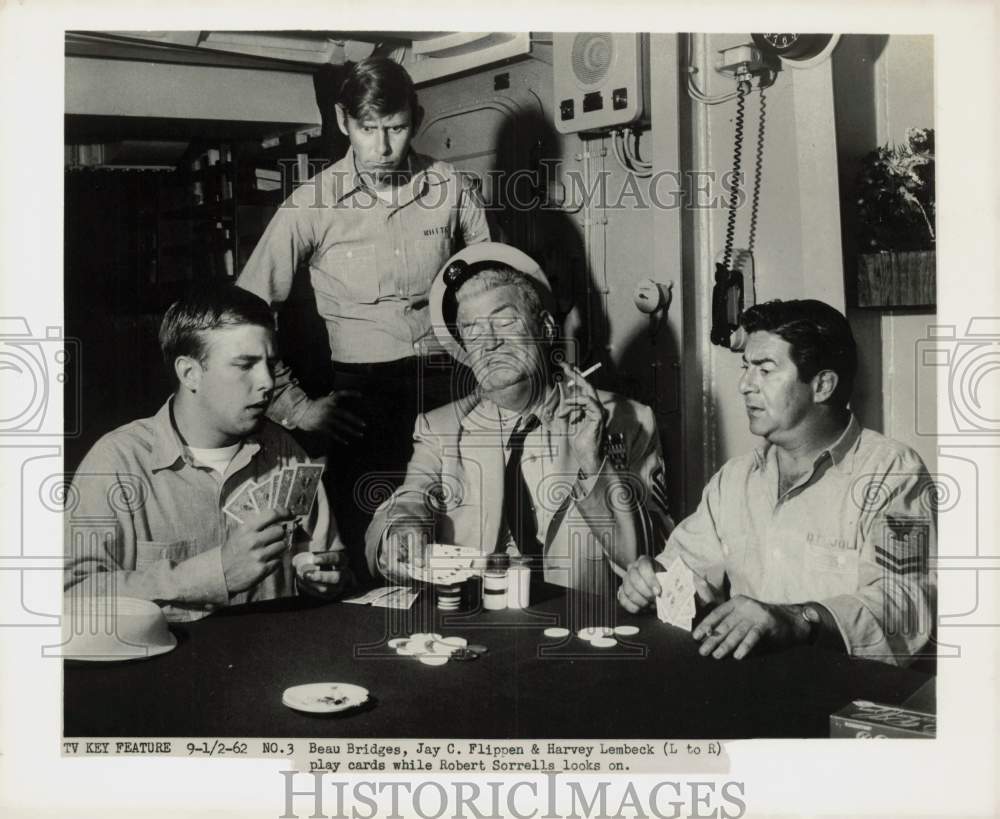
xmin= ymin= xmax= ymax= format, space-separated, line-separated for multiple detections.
xmin=64 ymin=285 xmax=350 ymax=622
xmin=618 ymin=300 xmax=934 ymax=667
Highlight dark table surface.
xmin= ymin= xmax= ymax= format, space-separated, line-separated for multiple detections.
xmin=64 ymin=586 xmax=931 ymax=739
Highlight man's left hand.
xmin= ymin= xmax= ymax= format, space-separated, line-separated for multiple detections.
xmin=294 ymin=550 xmax=352 ymax=599
xmin=553 ymin=362 xmax=607 ymax=476
xmin=691 ymin=596 xmax=811 ymax=660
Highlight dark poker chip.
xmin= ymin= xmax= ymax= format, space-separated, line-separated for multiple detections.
xmin=450 ymin=648 xmax=480 ymax=662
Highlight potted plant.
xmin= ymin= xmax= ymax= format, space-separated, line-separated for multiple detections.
xmin=855 ymin=127 xmax=935 ymax=307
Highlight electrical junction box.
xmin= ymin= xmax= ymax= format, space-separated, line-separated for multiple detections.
xmin=553 ymin=33 xmax=649 ymax=134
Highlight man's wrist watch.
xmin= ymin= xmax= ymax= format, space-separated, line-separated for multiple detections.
xmin=800 ymin=605 xmax=822 ymax=645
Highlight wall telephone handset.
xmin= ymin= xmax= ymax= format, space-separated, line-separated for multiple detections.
xmin=710 ymin=73 xmax=766 ymax=351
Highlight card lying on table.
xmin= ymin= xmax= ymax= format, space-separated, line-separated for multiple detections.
xmin=371 ymin=588 xmax=420 ymax=610
xmin=655 ymin=556 xmax=697 ymax=631
xmin=342 ymin=587 xmax=413 ymax=606
xmin=342 ymin=586 xmax=421 ymax=609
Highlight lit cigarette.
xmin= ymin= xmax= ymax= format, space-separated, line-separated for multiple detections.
xmin=566 ymin=362 xmax=602 ymax=388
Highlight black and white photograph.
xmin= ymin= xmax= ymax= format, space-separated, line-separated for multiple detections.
xmin=1 ymin=3 xmax=997 ymax=819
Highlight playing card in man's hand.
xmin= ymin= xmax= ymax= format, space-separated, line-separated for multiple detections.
xmin=224 ymin=480 xmax=259 ymax=524
xmin=274 ymin=467 xmax=296 ymax=510
xmin=251 ymin=480 xmax=272 ymax=510
xmin=287 ymin=464 xmax=324 ymax=517
xmin=655 ymin=557 xmax=697 ymax=631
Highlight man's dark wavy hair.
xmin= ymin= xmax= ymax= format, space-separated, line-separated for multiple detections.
xmin=159 ymin=283 xmax=274 ymax=375
xmin=739 ymin=299 xmax=858 ymax=408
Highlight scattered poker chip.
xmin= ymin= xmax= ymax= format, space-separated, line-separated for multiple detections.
xmin=591 ymin=636 xmax=618 ymax=648
xmin=282 ymin=683 xmax=369 ymax=714
xmin=577 ymin=627 xmax=613 ymax=641
xmin=391 ymin=634 xmax=486 ymax=667
xmin=418 ymin=655 xmax=450 ymax=667
xmin=543 ymin=627 xmax=571 ymax=638
xmin=441 ymin=636 xmax=467 ymax=648
xmin=613 ymin=625 xmax=640 ymax=637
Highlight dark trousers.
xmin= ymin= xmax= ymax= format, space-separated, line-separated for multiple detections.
xmin=327 ymin=355 xmax=474 ymax=583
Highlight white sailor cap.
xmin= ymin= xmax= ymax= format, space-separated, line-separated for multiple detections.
xmin=429 ymin=241 xmax=551 ymax=362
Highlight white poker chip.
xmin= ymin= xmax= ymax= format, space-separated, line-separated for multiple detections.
xmin=440 ymin=636 xmax=467 ymax=648
xmin=410 ymin=633 xmax=431 ymax=641
xmin=543 ymin=627 xmax=571 ymax=638
xmin=418 ymin=655 xmax=450 ymax=667
xmin=282 ymin=683 xmax=369 ymax=714
xmin=396 ymin=642 xmax=419 ymax=656
xmin=387 ymin=638 xmax=408 ymax=649
xmin=591 ymin=637 xmax=618 ymax=648
xmin=577 ymin=627 xmax=613 ymax=641
xmin=613 ymin=625 xmax=640 ymax=637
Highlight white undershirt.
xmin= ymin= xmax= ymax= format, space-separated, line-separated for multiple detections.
xmin=189 ymin=442 xmax=242 ymax=480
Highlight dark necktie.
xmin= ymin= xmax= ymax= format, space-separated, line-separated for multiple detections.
xmin=504 ymin=415 xmax=542 ymax=556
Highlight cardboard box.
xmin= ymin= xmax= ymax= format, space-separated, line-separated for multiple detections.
xmin=830 ymin=686 xmax=936 ymax=739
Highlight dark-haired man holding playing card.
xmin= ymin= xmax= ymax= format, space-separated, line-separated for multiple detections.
xmin=64 ymin=285 xmax=351 ymax=621
xmin=617 ymin=299 xmax=934 ymax=667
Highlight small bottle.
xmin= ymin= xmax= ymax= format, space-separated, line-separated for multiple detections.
xmin=482 ymin=553 xmax=509 ymax=611
xmin=461 ymin=574 xmax=482 ymax=611
xmin=506 ymin=556 xmax=531 ymax=609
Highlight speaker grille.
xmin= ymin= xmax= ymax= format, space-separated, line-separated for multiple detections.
xmin=571 ymin=33 xmax=615 ymax=87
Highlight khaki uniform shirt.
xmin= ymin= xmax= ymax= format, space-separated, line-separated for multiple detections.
xmin=658 ymin=416 xmax=935 ymax=665
xmin=237 ymin=149 xmax=490 ymax=426
xmin=63 ymin=399 xmax=333 ymax=622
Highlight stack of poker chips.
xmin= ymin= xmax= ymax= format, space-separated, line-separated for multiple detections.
xmin=435 ymin=584 xmax=462 ymax=611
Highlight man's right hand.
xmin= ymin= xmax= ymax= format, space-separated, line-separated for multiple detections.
xmin=379 ymin=525 xmax=430 ymax=584
xmin=221 ymin=508 xmax=296 ymax=594
xmin=617 ymin=555 xmax=666 ymax=613
xmin=296 ymin=391 xmax=366 ymax=444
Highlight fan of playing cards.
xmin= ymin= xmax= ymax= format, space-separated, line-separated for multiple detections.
xmin=655 ymin=556 xmax=697 ymax=631
xmin=223 ymin=464 xmax=324 ymax=524
xmin=407 ymin=543 xmax=484 ymax=586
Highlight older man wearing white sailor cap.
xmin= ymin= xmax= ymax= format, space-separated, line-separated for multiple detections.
xmin=365 ymin=242 xmax=673 ymax=595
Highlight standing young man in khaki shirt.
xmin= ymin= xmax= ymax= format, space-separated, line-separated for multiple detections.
xmin=238 ymin=57 xmax=490 ymax=580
